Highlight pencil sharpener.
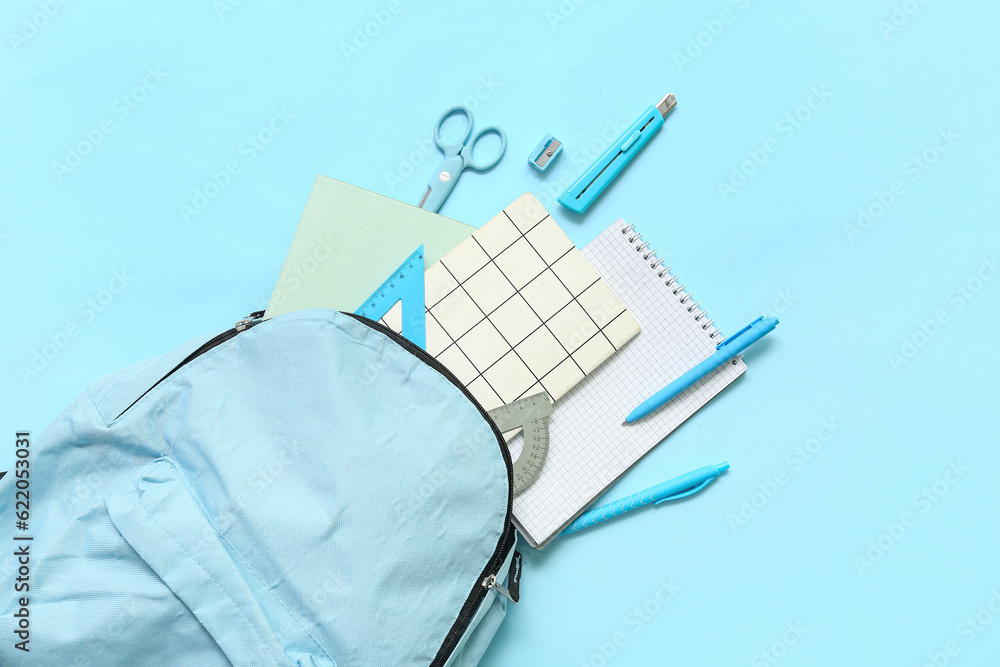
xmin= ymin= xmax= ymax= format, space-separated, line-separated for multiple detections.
xmin=529 ymin=134 xmax=562 ymax=172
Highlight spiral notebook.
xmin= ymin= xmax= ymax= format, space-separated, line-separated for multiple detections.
xmin=512 ymin=219 xmax=747 ymax=548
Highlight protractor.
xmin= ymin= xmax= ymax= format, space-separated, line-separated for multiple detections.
xmin=486 ymin=392 xmax=553 ymax=496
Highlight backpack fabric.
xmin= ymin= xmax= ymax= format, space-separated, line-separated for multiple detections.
xmin=0 ymin=309 xmax=518 ymax=666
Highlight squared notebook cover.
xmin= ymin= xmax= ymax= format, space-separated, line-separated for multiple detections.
xmin=512 ymin=219 xmax=748 ymax=548
xmin=265 ymin=176 xmax=476 ymax=318
xmin=380 ymin=194 xmax=640 ymax=412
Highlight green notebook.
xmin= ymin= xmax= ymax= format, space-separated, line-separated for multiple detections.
xmin=265 ymin=176 xmax=475 ymax=318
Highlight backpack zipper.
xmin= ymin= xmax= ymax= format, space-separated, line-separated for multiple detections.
xmin=482 ymin=572 xmax=517 ymax=604
xmin=343 ymin=313 xmax=517 ymax=667
xmin=111 ymin=311 xmax=266 ymax=421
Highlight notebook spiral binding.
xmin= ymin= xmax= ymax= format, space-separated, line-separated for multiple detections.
xmin=621 ymin=222 xmax=722 ymax=340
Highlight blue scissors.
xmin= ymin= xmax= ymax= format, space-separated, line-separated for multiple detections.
xmin=418 ymin=106 xmax=507 ymax=213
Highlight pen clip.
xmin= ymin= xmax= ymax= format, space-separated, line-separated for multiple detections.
xmin=654 ymin=477 xmax=715 ymax=504
xmin=716 ymin=316 xmax=763 ymax=350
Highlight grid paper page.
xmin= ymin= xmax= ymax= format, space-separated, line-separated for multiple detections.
xmin=512 ymin=219 xmax=747 ymax=547
xmin=381 ymin=194 xmax=639 ymax=413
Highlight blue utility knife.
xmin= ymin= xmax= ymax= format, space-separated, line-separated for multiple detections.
xmin=558 ymin=93 xmax=676 ymax=214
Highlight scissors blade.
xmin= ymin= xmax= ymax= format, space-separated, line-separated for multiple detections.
xmin=418 ymin=187 xmax=432 ymax=209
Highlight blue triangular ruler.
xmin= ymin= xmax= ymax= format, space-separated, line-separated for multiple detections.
xmin=354 ymin=245 xmax=426 ymax=349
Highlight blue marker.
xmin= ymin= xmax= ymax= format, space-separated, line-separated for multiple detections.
xmin=560 ymin=462 xmax=730 ymax=536
xmin=558 ymin=93 xmax=677 ymax=214
xmin=625 ymin=316 xmax=779 ymax=424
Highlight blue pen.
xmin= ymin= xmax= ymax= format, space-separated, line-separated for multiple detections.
xmin=558 ymin=93 xmax=677 ymax=214
xmin=560 ymin=462 xmax=730 ymax=535
xmin=625 ymin=316 xmax=779 ymax=424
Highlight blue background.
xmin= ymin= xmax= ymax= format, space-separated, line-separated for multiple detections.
xmin=2 ymin=1 xmax=999 ymax=665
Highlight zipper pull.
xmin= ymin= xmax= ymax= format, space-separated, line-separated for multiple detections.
xmin=482 ymin=573 xmax=518 ymax=605
xmin=235 ymin=311 xmax=266 ymax=332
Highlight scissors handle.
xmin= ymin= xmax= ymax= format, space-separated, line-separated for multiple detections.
xmin=461 ymin=126 xmax=507 ymax=171
xmin=433 ymin=106 xmax=474 ymax=155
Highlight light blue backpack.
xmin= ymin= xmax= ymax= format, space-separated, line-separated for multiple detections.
xmin=0 ymin=309 xmax=520 ymax=666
